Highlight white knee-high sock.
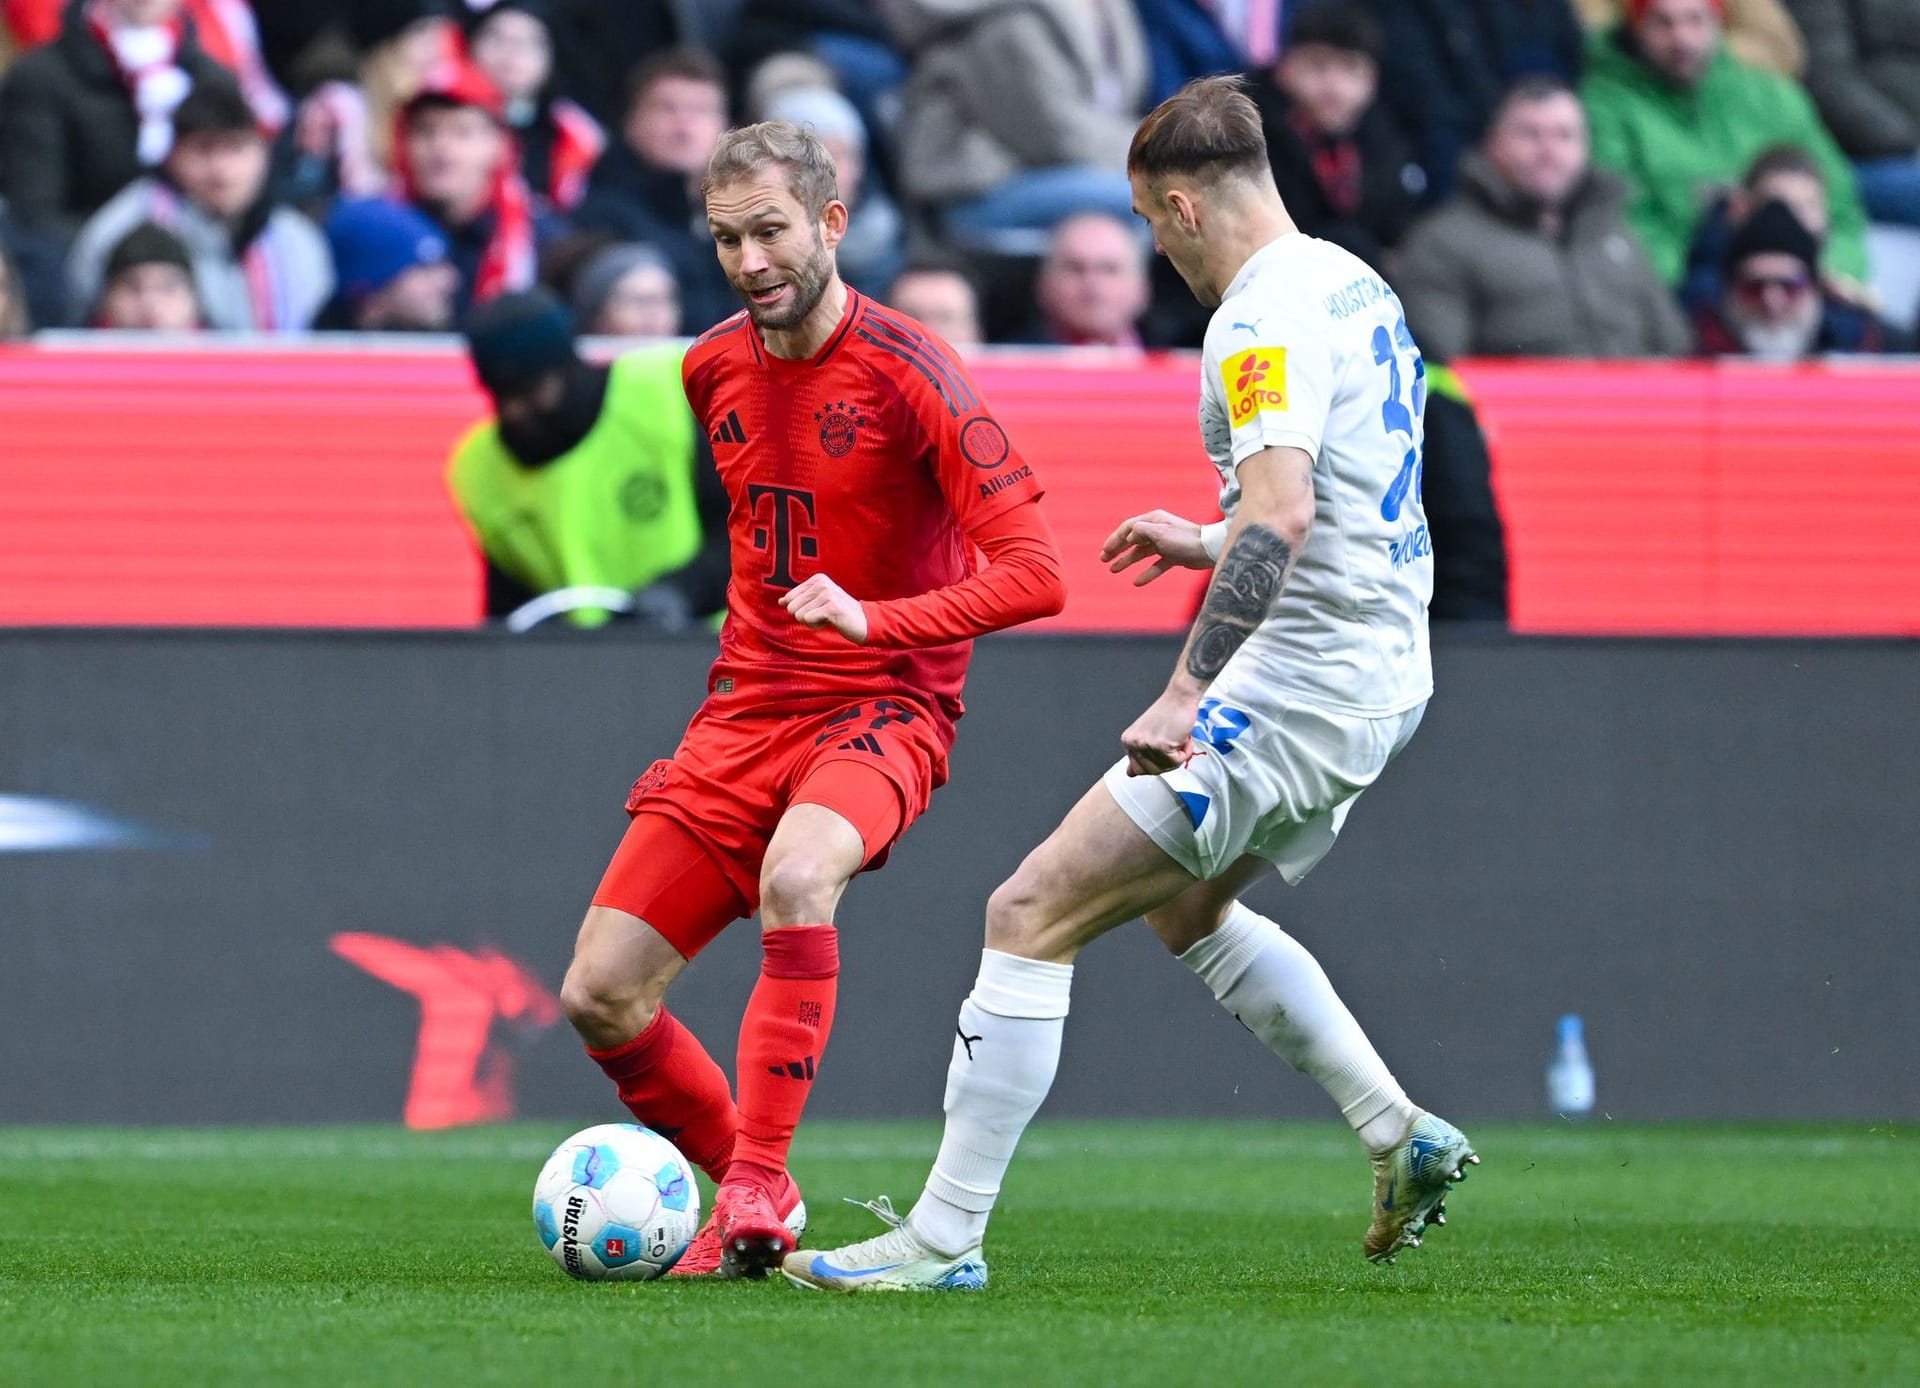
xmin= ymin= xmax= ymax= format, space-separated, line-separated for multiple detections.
xmin=909 ymin=949 xmax=1073 ymax=1255
xmin=1180 ymin=902 xmax=1414 ymax=1151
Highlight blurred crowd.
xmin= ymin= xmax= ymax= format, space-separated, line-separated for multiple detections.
xmin=1 ymin=0 xmax=1917 ymax=363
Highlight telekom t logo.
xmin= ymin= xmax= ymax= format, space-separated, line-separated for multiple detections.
xmin=331 ymin=934 xmax=561 ymax=1130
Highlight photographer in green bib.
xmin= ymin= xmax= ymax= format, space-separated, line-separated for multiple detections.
xmin=448 ymin=289 xmax=729 ymax=629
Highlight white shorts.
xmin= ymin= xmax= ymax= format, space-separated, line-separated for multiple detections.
xmin=1103 ymin=686 xmax=1427 ymax=884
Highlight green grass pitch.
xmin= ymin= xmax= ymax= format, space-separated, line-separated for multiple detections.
xmin=2 ymin=1121 xmax=1914 ymax=1386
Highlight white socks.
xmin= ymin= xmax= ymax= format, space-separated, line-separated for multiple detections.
xmin=1180 ymin=902 xmax=1415 ymax=1152
xmin=910 ymin=949 xmax=1073 ymax=1256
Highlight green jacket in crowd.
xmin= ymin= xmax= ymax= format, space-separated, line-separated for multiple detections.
xmin=1580 ymin=28 xmax=1869 ymax=285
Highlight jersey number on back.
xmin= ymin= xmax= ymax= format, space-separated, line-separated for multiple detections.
xmin=1371 ymin=318 xmax=1426 ymax=523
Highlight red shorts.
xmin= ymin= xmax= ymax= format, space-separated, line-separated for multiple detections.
xmin=592 ymin=696 xmax=950 ymax=958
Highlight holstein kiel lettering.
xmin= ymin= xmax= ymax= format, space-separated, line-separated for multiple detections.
xmin=1222 ymin=346 xmax=1289 ymax=424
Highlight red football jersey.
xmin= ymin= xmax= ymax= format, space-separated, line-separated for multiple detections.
xmin=682 ymin=289 xmax=1043 ymax=738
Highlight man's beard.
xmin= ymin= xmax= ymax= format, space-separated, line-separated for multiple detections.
xmin=1730 ymin=307 xmax=1819 ymax=363
xmin=739 ymin=245 xmax=833 ymax=330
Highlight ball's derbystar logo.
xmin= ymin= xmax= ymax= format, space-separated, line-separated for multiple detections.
xmin=561 ymin=1194 xmax=587 ymax=1274
xmin=1223 ymin=347 xmax=1287 ymax=423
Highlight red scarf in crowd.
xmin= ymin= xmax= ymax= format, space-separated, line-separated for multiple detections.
xmin=85 ymin=0 xmax=191 ymax=165
xmin=1289 ymin=108 xmax=1361 ymax=218
xmin=545 ymin=97 xmax=604 ymax=212
xmin=393 ymin=63 xmax=537 ymax=304
xmin=186 ymin=0 xmax=287 ymax=133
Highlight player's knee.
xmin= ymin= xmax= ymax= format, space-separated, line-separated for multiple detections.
xmin=560 ymin=955 xmax=660 ymax=1038
xmin=758 ymin=851 xmax=844 ymax=925
xmin=984 ymin=874 xmax=1059 ymax=958
xmin=1143 ymin=899 xmax=1228 ymax=956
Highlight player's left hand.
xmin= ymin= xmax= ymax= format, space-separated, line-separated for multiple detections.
xmin=781 ymin=574 xmax=869 ymax=644
xmin=1122 ymin=688 xmax=1201 ymax=777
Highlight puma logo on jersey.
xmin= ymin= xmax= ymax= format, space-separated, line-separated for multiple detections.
xmin=1231 ymin=318 xmax=1262 ymax=335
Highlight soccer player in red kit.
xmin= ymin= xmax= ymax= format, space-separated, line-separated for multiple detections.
xmin=557 ymin=120 xmax=1066 ymax=1279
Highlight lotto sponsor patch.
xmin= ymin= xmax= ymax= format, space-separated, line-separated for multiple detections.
xmin=1222 ymin=347 xmax=1288 ymax=424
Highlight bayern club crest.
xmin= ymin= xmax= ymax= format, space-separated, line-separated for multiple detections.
xmin=814 ymin=401 xmax=865 ymax=458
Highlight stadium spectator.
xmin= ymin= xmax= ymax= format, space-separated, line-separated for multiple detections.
xmin=1784 ymin=0 xmax=1920 ymax=228
xmin=0 ymin=200 xmax=68 ymax=327
xmin=1242 ymin=2 xmax=1421 ymax=264
xmin=1581 ymin=0 xmax=1869 ymax=285
xmin=534 ymin=0 xmax=680 ymax=128
xmin=1363 ymin=0 xmax=1587 ymax=202
xmin=92 ymin=219 xmax=202 ymax=328
xmin=575 ymin=47 xmax=734 ymax=332
xmin=0 ymin=0 xmax=231 ymax=239
xmin=394 ymin=61 xmax=560 ymax=314
xmin=0 ymin=239 xmax=32 ymax=335
xmin=1394 ymin=76 xmax=1690 ymax=358
xmin=316 ymin=196 xmax=459 ymax=331
xmin=1677 ymin=143 xmax=1866 ymax=312
xmin=886 ymin=257 xmax=984 ymax=346
xmin=1133 ymin=0 xmax=1244 ymax=105
xmin=1029 ymin=211 xmax=1150 ymax=348
xmin=1692 ymin=198 xmax=1906 ymax=355
xmin=67 ymin=75 xmax=332 ymax=331
xmin=570 ymin=240 xmax=680 ymax=337
xmin=464 ymin=0 xmax=604 ymax=214
xmin=1576 ymin=0 xmax=1805 ymax=75
xmin=345 ymin=0 xmax=464 ymax=170
xmin=448 ymin=289 xmax=729 ymax=628
xmin=887 ymin=0 xmax=1147 ymax=255
xmin=762 ymin=84 xmax=903 ymax=295
xmin=726 ymin=0 xmax=906 ymax=165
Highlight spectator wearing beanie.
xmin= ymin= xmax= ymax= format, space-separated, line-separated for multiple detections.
xmin=93 ymin=218 xmax=202 ymax=329
xmin=316 ymin=196 xmax=459 ymax=331
xmin=1395 ymin=76 xmax=1691 ymax=358
xmin=1581 ymin=0 xmax=1868 ymax=284
xmin=67 ymin=73 xmax=332 ymax=330
xmin=1242 ymin=2 xmax=1422 ymax=265
xmin=0 ymin=0 xmax=231 ymax=240
xmin=570 ymin=241 xmax=680 ymax=338
xmin=1693 ymin=197 xmax=1905 ymax=355
xmin=762 ymin=84 xmax=904 ymax=295
xmin=394 ymin=60 xmax=564 ymax=315
xmin=446 ymin=289 xmax=729 ymax=628
xmin=465 ymin=0 xmax=605 ymax=214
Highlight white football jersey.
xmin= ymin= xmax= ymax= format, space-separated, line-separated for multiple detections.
xmin=1197 ymin=233 xmax=1433 ymax=717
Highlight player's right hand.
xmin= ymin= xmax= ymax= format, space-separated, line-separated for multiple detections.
xmin=1101 ymin=510 xmax=1212 ymax=587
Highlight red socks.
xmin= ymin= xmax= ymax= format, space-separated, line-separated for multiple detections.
xmin=728 ymin=925 xmax=840 ymax=1194
xmin=585 ymin=1006 xmax=736 ymax=1183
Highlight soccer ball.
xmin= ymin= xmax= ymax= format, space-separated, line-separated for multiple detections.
xmin=532 ymin=1123 xmax=701 ymax=1280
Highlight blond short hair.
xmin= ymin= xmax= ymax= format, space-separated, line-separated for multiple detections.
xmin=701 ymin=120 xmax=840 ymax=217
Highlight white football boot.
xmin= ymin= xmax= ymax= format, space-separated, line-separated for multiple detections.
xmin=1365 ymin=1110 xmax=1480 ymax=1263
xmin=781 ymin=1197 xmax=988 ymax=1293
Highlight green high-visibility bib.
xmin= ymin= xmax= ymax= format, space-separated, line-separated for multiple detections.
xmin=448 ymin=347 xmax=700 ymax=627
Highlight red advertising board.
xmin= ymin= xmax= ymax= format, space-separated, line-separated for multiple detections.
xmin=2 ymin=343 xmax=1916 ymax=634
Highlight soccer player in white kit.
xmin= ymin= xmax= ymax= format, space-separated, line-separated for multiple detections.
xmin=786 ymin=76 xmax=1478 ymax=1294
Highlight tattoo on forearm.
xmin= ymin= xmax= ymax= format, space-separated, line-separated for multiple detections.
xmin=1184 ymin=525 xmax=1292 ymax=681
